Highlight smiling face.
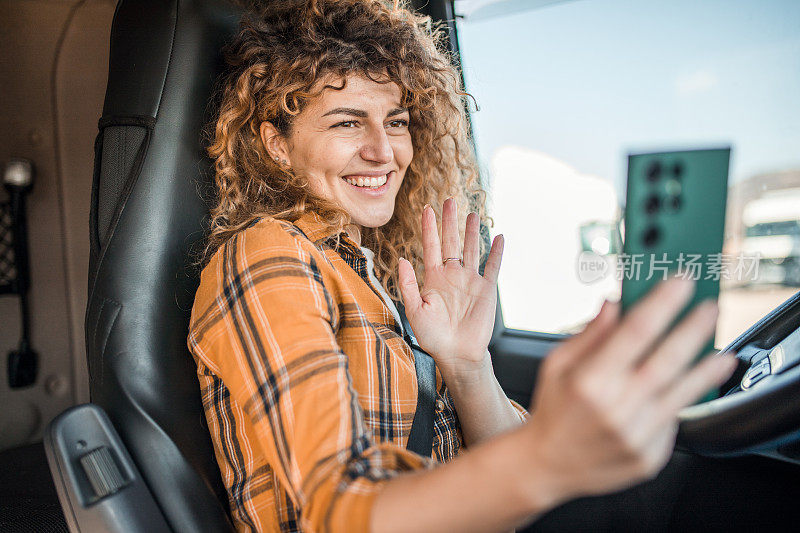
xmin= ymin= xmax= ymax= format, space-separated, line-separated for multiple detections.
xmin=260 ymin=75 xmax=413 ymax=236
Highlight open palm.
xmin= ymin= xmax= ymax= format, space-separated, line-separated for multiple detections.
xmin=398 ymin=198 xmax=504 ymax=381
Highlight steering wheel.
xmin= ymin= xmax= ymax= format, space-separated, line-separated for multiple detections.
xmin=677 ymin=290 xmax=800 ymax=457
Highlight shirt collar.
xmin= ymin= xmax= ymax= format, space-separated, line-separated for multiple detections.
xmin=293 ymin=212 xmax=401 ymax=334
xmin=292 ymin=210 xmax=363 ymax=257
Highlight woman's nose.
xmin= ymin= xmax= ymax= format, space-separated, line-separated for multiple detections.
xmin=359 ymin=126 xmax=393 ymax=164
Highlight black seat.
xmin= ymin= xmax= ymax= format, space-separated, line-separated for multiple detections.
xmin=45 ymin=1 xmax=243 ymax=531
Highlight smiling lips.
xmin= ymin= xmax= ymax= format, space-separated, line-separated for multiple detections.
xmin=342 ymin=171 xmax=391 ymax=189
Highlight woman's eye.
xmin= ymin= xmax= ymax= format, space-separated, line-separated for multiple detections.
xmin=333 ymin=120 xmax=358 ymax=128
xmin=387 ymin=119 xmax=409 ymax=128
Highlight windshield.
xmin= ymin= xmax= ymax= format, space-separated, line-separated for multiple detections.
xmin=455 ymin=0 xmax=800 ymax=345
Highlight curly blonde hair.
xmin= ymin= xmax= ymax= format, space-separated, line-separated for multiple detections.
xmin=204 ymin=0 xmax=488 ymax=299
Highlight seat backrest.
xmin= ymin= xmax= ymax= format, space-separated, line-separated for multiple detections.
xmin=85 ymin=1 xmax=242 ymax=531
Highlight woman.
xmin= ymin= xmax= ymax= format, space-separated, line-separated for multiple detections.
xmin=188 ymin=1 xmax=737 ymax=531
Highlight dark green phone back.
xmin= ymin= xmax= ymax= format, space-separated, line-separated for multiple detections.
xmin=621 ymin=147 xmax=731 ymax=357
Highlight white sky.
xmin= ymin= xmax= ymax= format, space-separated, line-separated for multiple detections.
xmin=457 ymin=0 xmax=800 ymax=196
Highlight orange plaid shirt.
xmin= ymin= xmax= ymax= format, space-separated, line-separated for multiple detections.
xmin=188 ymin=211 xmax=527 ymax=532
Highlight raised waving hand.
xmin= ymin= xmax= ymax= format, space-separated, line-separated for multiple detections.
xmin=397 ymin=198 xmax=503 ymax=385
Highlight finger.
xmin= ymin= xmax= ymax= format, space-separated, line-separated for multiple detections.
xmin=462 ymin=212 xmax=481 ymax=271
xmin=441 ymin=197 xmax=461 ymax=267
xmin=547 ymin=300 xmax=620 ymax=377
xmin=592 ymin=276 xmax=695 ymax=371
xmin=482 ymin=234 xmax=504 ymax=283
xmin=421 ymin=204 xmax=442 ymax=273
xmin=658 ymin=353 xmax=738 ymax=414
xmin=398 ymin=257 xmax=423 ymax=316
xmin=632 ymin=353 xmax=736 ymax=442
xmin=632 ymin=300 xmax=718 ymax=398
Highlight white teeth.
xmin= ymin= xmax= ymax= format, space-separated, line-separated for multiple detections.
xmin=343 ymin=173 xmax=388 ymax=188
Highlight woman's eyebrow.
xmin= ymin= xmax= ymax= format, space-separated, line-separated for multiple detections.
xmin=321 ymin=106 xmax=408 ymax=118
xmin=321 ymin=107 xmax=368 ymax=118
xmin=386 ymin=107 xmax=409 ymax=118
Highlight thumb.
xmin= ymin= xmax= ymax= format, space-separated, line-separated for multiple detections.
xmin=398 ymin=257 xmax=423 ymax=317
xmin=546 ymin=300 xmax=619 ymax=377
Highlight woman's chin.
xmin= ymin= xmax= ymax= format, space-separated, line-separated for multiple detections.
xmin=348 ymin=207 xmax=395 ymax=230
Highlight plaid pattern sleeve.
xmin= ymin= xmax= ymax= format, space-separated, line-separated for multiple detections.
xmin=510 ymin=399 xmax=530 ymax=421
xmin=188 ymin=217 xmax=433 ymax=533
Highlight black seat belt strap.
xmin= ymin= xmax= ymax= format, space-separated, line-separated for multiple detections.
xmin=397 ymin=303 xmax=436 ymax=458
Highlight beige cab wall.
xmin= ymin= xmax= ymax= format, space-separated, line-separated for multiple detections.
xmin=0 ymin=0 xmax=115 ymax=450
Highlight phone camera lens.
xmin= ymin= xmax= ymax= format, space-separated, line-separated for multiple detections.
xmin=646 ymin=161 xmax=662 ymax=182
xmin=666 ymin=195 xmax=682 ymax=211
xmin=672 ymin=161 xmax=684 ymax=178
xmin=642 ymin=226 xmax=660 ymax=247
xmin=665 ymin=178 xmax=681 ymax=197
xmin=644 ymin=194 xmax=660 ymax=214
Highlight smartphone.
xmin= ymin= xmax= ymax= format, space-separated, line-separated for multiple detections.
xmin=620 ymin=147 xmax=731 ymax=359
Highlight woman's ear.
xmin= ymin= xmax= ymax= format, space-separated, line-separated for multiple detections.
xmin=259 ymin=121 xmax=291 ymax=167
